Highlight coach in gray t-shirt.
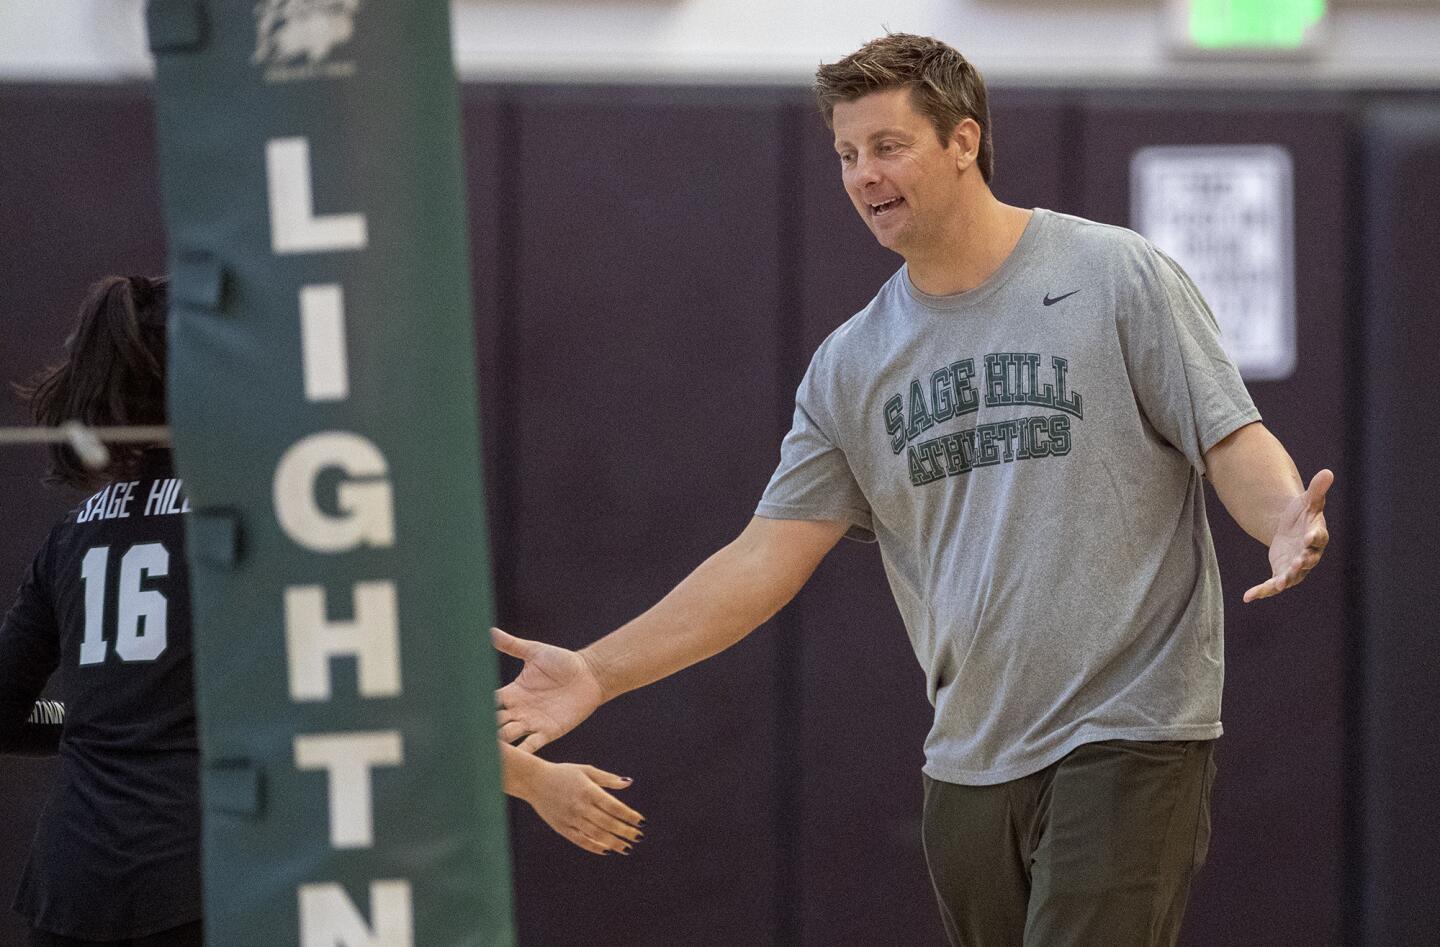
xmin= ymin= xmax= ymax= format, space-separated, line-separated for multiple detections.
xmin=758 ymin=207 xmax=1259 ymax=786
xmin=493 ymin=34 xmax=1332 ymax=947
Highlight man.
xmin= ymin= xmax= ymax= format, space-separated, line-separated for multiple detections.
xmin=493 ymin=33 xmax=1330 ymax=947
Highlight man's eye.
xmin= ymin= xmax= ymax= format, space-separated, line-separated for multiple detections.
xmin=839 ymin=153 xmax=855 ymax=165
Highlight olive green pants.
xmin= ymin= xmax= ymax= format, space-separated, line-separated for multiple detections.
xmin=922 ymin=739 xmax=1216 ymax=947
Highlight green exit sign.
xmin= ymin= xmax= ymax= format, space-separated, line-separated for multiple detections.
xmin=1175 ymin=0 xmax=1327 ymax=52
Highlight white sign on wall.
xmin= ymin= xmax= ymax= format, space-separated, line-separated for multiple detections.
xmin=1130 ymin=145 xmax=1296 ymax=381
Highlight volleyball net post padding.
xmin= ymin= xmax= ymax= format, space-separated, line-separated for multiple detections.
xmin=146 ymin=2 xmax=514 ymax=943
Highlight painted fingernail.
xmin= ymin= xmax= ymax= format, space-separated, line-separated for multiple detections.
xmin=638 ymin=819 xmax=646 ymax=827
xmin=621 ymin=847 xmax=632 ymax=855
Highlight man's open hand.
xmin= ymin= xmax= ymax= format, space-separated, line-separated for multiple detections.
xmin=493 ymin=627 xmax=605 ymax=752
xmin=1243 ymin=469 xmax=1333 ymax=603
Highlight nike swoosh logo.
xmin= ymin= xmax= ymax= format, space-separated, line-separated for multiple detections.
xmin=1043 ymin=290 xmax=1080 ymax=307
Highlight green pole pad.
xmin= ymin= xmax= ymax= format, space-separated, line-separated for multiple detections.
xmin=146 ymin=1 xmax=514 ymax=943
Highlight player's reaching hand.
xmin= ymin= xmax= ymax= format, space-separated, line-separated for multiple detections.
xmin=493 ymin=627 xmax=605 ymax=752
xmin=524 ymin=763 xmax=643 ymax=856
xmin=500 ymin=743 xmax=643 ymax=856
xmin=1243 ymin=468 xmax=1333 ymax=603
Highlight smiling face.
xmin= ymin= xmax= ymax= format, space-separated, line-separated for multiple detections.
xmin=832 ymin=86 xmax=976 ymax=259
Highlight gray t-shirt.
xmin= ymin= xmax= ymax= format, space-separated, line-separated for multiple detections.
xmin=756 ymin=208 xmax=1260 ymax=785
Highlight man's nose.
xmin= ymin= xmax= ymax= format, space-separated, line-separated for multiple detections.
xmin=849 ymin=153 xmax=880 ymax=187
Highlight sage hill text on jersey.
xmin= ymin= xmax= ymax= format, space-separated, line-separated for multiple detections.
xmin=76 ymin=477 xmax=191 ymax=523
xmin=887 ymin=352 xmax=1083 ymax=487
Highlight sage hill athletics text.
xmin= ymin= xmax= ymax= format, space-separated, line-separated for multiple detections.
xmin=885 ymin=353 xmax=1084 ymax=487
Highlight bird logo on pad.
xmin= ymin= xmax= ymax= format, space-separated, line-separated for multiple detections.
xmin=253 ymin=0 xmax=362 ymax=82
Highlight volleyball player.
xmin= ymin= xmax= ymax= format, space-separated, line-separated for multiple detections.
xmin=1 ymin=276 xmax=641 ymax=945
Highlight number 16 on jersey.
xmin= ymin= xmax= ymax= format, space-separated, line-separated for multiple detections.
xmin=79 ymin=543 xmax=170 ymax=665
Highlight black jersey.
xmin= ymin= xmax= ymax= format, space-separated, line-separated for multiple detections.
xmin=0 ymin=451 xmax=200 ymax=939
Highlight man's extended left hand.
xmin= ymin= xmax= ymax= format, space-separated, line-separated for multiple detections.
xmin=1243 ymin=468 xmax=1333 ymax=603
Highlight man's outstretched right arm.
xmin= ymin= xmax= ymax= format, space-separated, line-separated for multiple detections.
xmin=494 ymin=515 xmax=848 ymax=751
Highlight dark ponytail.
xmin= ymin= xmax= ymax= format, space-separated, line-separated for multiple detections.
xmin=20 ymin=275 xmax=169 ymax=489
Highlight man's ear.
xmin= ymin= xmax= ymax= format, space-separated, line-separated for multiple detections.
xmin=950 ymin=118 xmax=982 ymax=172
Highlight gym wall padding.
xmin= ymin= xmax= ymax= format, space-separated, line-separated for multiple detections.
xmin=4 ymin=81 xmax=1421 ymax=946
xmin=486 ymin=87 xmax=793 ymax=947
xmin=1359 ymin=103 xmax=1440 ymax=947
xmin=0 ymin=85 xmax=167 ymax=558
xmin=1075 ymin=95 xmax=1353 ymax=947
